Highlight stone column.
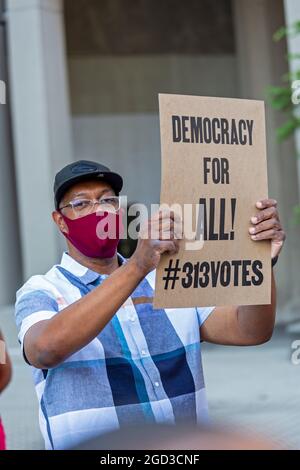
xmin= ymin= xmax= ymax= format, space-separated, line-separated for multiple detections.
xmin=0 ymin=0 xmax=22 ymax=304
xmin=6 ymin=0 xmax=73 ymax=279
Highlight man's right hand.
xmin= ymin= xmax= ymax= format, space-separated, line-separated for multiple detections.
xmin=130 ymin=209 xmax=183 ymax=277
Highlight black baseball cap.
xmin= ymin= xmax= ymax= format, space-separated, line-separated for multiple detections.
xmin=54 ymin=160 xmax=123 ymax=210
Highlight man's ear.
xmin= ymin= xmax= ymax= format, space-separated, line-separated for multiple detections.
xmin=52 ymin=211 xmax=69 ymax=234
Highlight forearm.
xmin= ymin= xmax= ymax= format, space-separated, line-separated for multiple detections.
xmin=25 ymin=258 xmax=145 ymax=368
xmin=237 ymin=270 xmax=276 ymax=344
xmin=201 ymin=271 xmax=276 ymax=346
xmin=201 ymin=195 xmax=284 ymax=346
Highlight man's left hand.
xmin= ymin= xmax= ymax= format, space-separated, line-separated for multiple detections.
xmin=249 ymin=198 xmax=286 ymax=260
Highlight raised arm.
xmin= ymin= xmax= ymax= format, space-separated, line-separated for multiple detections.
xmin=23 ymin=211 xmax=180 ymax=369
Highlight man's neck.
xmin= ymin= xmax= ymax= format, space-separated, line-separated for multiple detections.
xmin=67 ymin=245 xmax=120 ymax=275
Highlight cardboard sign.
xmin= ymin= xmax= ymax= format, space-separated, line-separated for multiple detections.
xmin=153 ymin=93 xmax=271 ymax=309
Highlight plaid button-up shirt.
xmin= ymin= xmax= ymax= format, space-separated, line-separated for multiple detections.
xmin=15 ymin=252 xmax=215 ymax=450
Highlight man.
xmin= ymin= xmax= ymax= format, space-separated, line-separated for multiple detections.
xmin=15 ymin=160 xmax=285 ymax=450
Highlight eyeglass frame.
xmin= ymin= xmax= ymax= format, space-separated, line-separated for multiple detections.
xmin=58 ymin=195 xmax=121 ymax=216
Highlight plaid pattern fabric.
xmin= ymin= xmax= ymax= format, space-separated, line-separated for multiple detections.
xmin=15 ymin=252 xmax=215 ymax=450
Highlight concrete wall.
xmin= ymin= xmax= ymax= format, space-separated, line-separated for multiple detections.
xmin=66 ymin=0 xmax=238 ymax=205
xmin=69 ymin=54 xmax=238 ymax=205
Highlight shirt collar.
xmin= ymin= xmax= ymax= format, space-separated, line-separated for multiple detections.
xmin=59 ymin=251 xmax=127 ymax=285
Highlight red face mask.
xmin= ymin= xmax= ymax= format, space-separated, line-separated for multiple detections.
xmin=61 ymin=211 xmax=123 ymax=259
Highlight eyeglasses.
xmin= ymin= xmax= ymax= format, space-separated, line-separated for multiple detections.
xmin=59 ymin=196 xmax=120 ymax=217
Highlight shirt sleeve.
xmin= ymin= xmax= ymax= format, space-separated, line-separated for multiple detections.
xmin=196 ymin=306 xmax=216 ymax=327
xmin=15 ymin=288 xmax=59 ymax=352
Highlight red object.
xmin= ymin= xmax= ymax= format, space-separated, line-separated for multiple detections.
xmin=61 ymin=211 xmax=123 ymax=258
xmin=0 ymin=418 xmax=6 ymax=450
